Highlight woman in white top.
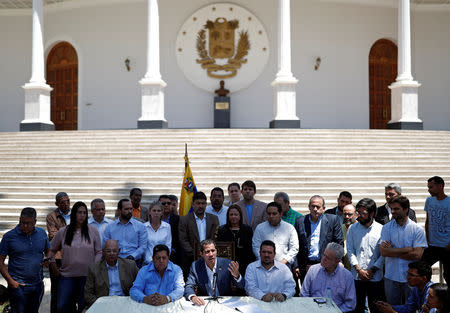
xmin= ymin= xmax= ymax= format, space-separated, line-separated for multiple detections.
xmin=143 ymin=201 xmax=172 ymax=264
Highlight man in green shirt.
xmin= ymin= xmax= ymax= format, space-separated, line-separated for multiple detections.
xmin=274 ymin=192 xmax=303 ymax=226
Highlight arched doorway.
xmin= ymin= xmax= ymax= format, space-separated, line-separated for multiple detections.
xmin=369 ymin=39 xmax=397 ymax=129
xmin=47 ymin=42 xmax=78 ymax=130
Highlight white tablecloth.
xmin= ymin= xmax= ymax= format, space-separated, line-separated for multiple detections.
xmin=86 ymin=296 xmax=342 ymax=313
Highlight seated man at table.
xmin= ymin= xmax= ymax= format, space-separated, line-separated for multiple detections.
xmin=85 ymin=239 xmax=139 ymax=307
xmin=130 ymin=244 xmax=184 ymax=306
xmin=184 ymin=239 xmax=243 ymax=306
xmin=301 ymin=242 xmax=356 ymax=312
xmin=245 ymin=240 xmax=296 ymax=302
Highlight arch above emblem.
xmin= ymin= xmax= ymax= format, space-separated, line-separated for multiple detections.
xmin=176 ymin=3 xmax=270 ymax=93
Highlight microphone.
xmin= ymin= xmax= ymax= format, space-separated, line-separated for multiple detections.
xmin=206 ymin=272 xmax=221 ymax=301
xmin=212 ymin=272 xmax=217 ymax=299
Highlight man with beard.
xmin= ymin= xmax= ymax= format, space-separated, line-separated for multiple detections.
xmin=380 ymin=196 xmax=427 ymax=305
xmin=205 ymin=187 xmax=228 ymax=226
xmin=104 ymin=199 xmax=147 ymax=265
xmin=184 ymin=240 xmax=242 ymax=306
xmin=245 ymin=240 xmax=295 ymax=302
xmin=346 ymin=198 xmax=385 ymax=313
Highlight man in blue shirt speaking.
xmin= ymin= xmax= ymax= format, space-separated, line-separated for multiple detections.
xmin=0 ymin=207 xmax=50 ymax=313
xmin=130 ymin=244 xmax=184 ymax=305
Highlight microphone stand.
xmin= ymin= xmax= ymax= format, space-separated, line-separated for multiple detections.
xmin=205 ymin=272 xmax=222 ymax=301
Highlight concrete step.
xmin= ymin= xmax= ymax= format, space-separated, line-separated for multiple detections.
xmin=0 ymin=128 xmax=447 ymax=239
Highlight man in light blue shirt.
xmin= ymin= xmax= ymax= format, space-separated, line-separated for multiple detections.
xmin=88 ymin=198 xmax=112 ymax=246
xmin=245 ymin=240 xmax=295 ymax=302
xmin=380 ymin=196 xmax=427 ymax=305
xmin=301 ymin=242 xmax=356 ymax=313
xmin=103 ymin=199 xmax=147 ymax=264
xmin=130 ymin=245 xmax=184 ymax=306
xmin=422 ymin=176 xmax=449 ymax=285
xmin=205 ymin=187 xmax=228 ymax=226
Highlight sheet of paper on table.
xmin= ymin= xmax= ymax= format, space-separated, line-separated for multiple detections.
xmin=220 ymin=298 xmax=270 ymax=313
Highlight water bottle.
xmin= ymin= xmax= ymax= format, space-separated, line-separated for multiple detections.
xmin=325 ymin=286 xmax=333 ymax=307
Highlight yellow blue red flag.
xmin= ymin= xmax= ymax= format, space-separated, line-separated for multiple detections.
xmin=180 ymin=147 xmax=197 ymax=216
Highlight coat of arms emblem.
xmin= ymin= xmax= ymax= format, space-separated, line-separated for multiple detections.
xmin=196 ymin=18 xmax=250 ymax=79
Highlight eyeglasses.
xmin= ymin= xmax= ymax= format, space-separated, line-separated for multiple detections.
xmin=406 ymin=272 xmax=422 ymax=278
xmin=104 ymin=249 xmax=119 ymax=254
xmin=161 ymin=202 xmax=171 ymax=205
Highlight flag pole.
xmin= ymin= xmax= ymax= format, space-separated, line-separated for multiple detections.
xmin=185 ymin=143 xmax=188 ymax=167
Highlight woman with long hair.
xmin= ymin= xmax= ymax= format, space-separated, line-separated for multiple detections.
xmin=143 ymin=201 xmax=172 ymax=264
xmin=48 ymin=201 xmax=102 ymax=313
xmin=216 ymin=204 xmax=255 ymax=275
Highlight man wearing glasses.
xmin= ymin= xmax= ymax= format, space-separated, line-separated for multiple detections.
xmin=84 ymin=239 xmax=139 ymax=307
xmin=375 ymin=261 xmax=433 ymax=313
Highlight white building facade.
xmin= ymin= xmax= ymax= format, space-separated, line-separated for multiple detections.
xmin=0 ymin=0 xmax=449 ymax=131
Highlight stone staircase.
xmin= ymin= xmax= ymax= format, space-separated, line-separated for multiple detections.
xmin=0 ymin=128 xmax=449 ymax=236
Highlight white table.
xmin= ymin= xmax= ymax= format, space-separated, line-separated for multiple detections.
xmin=86 ymin=296 xmax=342 ymax=313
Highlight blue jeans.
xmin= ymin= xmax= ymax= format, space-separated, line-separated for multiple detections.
xmin=8 ymin=281 xmax=44 ymax=313
xmin=384 ymin=278 xmax=411 ymax=305
xmin=57 ymin=276 xmax=86 ymax=313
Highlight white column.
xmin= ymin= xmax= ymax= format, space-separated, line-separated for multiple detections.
xmin=396 ymin=0 xmax=413 ymax=82
xmin=20 ymin=0 xmax=54 ymax=131
xmin=388 ymin=0 xmax=422 ymax=129
xmin=138 ymin=0 xmax=167 ymax=129
xmin=270 ymin=0 xmax=300 ymax=128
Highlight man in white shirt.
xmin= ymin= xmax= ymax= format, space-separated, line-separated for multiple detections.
xmin=205 ymin=187 xmax=228 ymax=226
xmin=252 ymin=202 xmax=299 ymax=266
xmin=347 ymin=198 xmax=385 ymax=313
xmin=245 ymin=240 xmax=296 ymax=302
xmin=88 ymin=198 xmax=112 ymax=246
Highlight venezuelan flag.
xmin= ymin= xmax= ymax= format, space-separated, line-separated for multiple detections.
xmin=179 ymin=149 xmax=197 ymax=216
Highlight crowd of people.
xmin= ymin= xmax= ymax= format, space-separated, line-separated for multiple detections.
xmin=0 ymin=176 xmax=448 ymax=313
